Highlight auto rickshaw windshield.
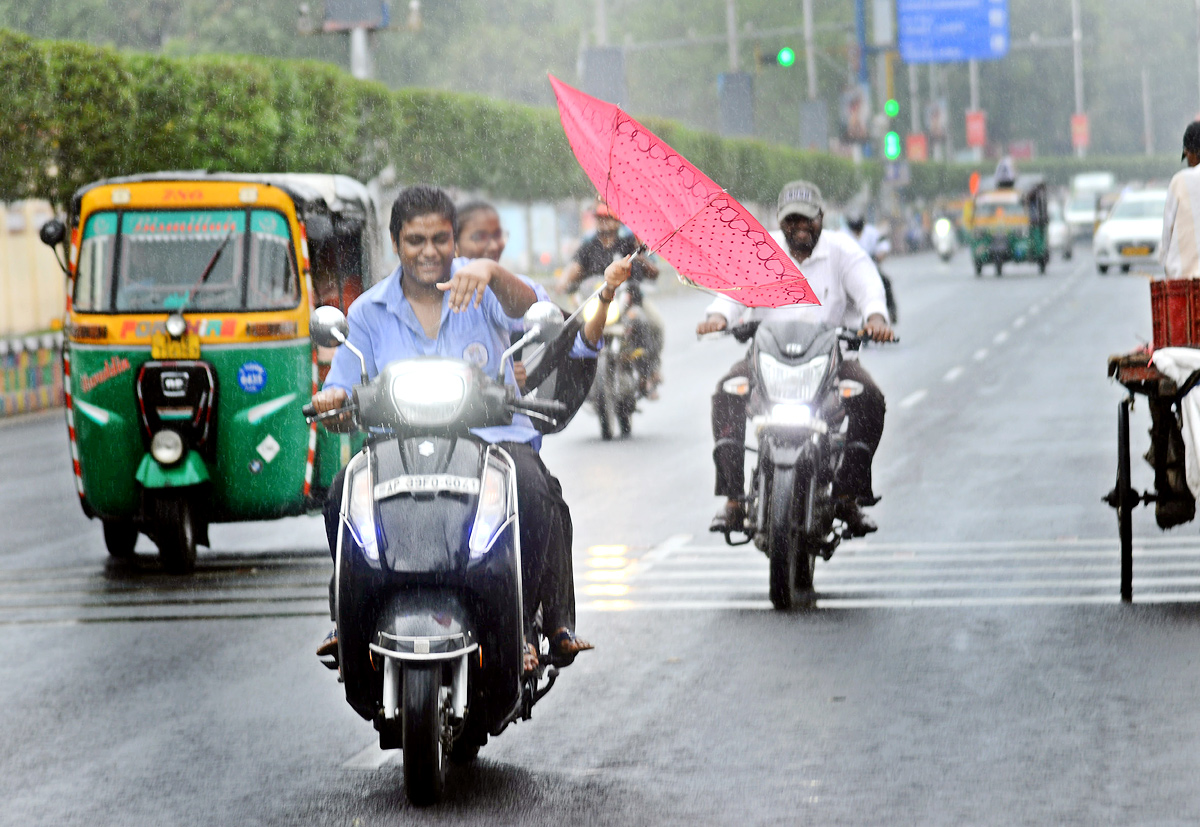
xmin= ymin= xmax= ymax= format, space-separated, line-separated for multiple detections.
xmin=74 ymin=208 xmax=299 ymax=313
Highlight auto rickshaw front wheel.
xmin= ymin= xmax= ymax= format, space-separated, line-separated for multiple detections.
xmin=102 ymin=520 xmax=138 ymax=559
xmin=152 ymin=495 xmax=199 ymax=574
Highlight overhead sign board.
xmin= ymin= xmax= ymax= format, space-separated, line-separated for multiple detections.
xmin=324 ymin=0 xmax=389 ymax=32
xmin=897 ymin=0 xmax=1009 ymax=64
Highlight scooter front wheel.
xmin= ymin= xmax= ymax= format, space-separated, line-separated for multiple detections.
xmin=403 ymin=665 xmax=448 ymax=806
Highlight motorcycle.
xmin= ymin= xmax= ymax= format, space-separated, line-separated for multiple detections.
xmin=303 ymin=302 xmax=574 ymax=806
xmin=933 ymin=216 xmax=957 ymax=262
xmin=579 ymin=280 xmax=657 ymax=440
xmin=714 ymin=318 xmax=886 ymax=610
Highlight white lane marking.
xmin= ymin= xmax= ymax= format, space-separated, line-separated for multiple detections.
xmin=639 ymin=533 xmax=692 ymax=565
xmin=899 ymin=389 xmax=927 ymax=409
xmin=943 ymin=366 xmax=964 ymax=383
xmin=993 ymin=330 xmax=1009 ymax=345
xmin=1029 ymin=305 xmax=1042 ymax=316
xmin=579 ymin=600 xmax=773 ymax=612
xmin=973 ymin=348 xmax=988 ymax=361
xmin=1013 ymin=316 xmax=1026 ymax=328
xmin=816 ymin=595 xmax=1119 ymax=609
xmin=343 ymin=743 xmax=399 ymax=769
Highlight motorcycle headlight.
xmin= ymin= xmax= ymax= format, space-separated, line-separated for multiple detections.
xmin=469 ymin=457 xmax=513 ymax=558
xmin=582 ymin=296 xmax=622 ymax=325
xmin=150 ymin=429 xmax=184 ymax=465
xmin=934 ymin=218 xmax=952 ymax=237
xmin=759 ymin=353 xmax=829 ymax=403
xmin=345 ymin=460 xmax=379 ymax=561
xmin=388 ymin=361 xmax=469 ymax=426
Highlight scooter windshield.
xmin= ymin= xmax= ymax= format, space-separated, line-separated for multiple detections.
xmin=73 ymin=209 xmax=299 ymax=313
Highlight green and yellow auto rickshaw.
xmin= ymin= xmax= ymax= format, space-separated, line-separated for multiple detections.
xmin=40 ymin=172 xmax=385 ymax=571
xmin=968 ymin=174 xmax=1050 ymax=277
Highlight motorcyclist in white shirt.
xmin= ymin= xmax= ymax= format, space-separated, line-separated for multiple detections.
xmin=846 ymin=210 xmax=898 ymax=324
xmin=698 ymin=180 xmax=894 ymax=536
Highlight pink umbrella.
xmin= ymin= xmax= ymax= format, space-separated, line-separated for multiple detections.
xmin=549 ymin=74 xmax=817 ymax=309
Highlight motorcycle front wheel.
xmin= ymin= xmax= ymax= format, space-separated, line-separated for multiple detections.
xmin=596 ymin=352 xmax=618 ymax=441
xmin=402 ymin=665 xmax=448 ymax=806
xmin=767 ymin=467 xmax=803 ymax=610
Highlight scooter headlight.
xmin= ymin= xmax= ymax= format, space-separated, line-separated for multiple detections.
xmin=388 ymin=361 xmax=469 ymax=426
xmin=759 ymin=353 xmax=829 ymax=403
xmin=469 ymin=458 xmax=512 ymax=558
xmin=345 ymin=461 xmax=379 ymax=561
xmin=149 ymin=429 xmax=184 ymax=465
xmin=934 ymin=218 xmax=952 ymax=237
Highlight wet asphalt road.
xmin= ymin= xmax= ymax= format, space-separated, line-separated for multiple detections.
xmin=5 ymin=246 xmax=1200 ymax=825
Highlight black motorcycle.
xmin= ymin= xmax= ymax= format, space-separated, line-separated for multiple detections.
xmin=716 ymin=318 xmax=883 ymax=610
xmin=304 ymin=303 xmax=573 ymax=806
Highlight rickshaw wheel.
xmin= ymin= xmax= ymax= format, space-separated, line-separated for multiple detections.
xmin=1117 ymin=399 xmax=1133 ymax=602
xmin=1037 ymin=257 xmax=1048 ymax=275
xmin=156 ymin=497 xmax=198 ymax=575
xmin=993 ymin=261 xmax=1003 ymax=277
xmin=102 ymin=520 xmax=138 ymax=559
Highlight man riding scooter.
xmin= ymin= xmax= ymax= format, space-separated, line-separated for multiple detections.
xmin=311 ymin=186 xmax=633 ymax=671
xmin=699 ymin=180 xmax=894 ymax=537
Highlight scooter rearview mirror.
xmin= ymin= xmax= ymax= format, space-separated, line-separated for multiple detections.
xmin=522 ymin=301 xmax=566 ymax=345
xmin=311 ymin=305 xmax=349 ymax=348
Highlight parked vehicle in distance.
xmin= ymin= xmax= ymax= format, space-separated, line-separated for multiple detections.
xmin=1065 ymin=171 xmax=1117 ymax=240
xmin=968 ymin=174 xmax=1050 ymax=277
xmin=1093 ymin=189 xmax=1168 ymax=275
xmin=1048 ymin=199 xmax=1071 ymax=260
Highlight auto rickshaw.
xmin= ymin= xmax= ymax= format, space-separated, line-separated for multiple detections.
xmin=968 ymin=174 xmax=1050 ymax=277
xmin=39 ymin=172 xmax=385 ymax=571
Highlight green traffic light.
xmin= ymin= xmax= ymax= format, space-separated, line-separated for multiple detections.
xmin=884 ymin=99 xmax=900 ymax=118
xmin=776 ymin=47 xmax=796 ymax=67
xmin=883 ymin=131 xmax=902 ymax=160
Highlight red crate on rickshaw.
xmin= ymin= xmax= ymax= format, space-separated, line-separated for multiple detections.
xmin=1151 ymin=279 xmax=1200 ymax=348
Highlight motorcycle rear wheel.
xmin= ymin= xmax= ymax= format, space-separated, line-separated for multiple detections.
xmin=402 ymin=665 xmax=448 ymax=806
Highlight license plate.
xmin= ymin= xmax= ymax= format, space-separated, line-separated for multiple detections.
xmin=151 ymin=332 xmax=200 ymax=360
xmin=374 ymin=474 xmax=481 ymax=500
xmin=1121 ymin=245 xmax=1151 ymax=256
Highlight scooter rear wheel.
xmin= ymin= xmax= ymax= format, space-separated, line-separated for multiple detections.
xmin=402 ymin=665 xmax=448 ymax=806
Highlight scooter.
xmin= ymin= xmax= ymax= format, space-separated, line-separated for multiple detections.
xmin=715 ymin=318 xmax=886 ymax=610
xmin=304 ymin=302 xmax=572 ymax=806
xmin=933 ymin=217 xmax=957 ymax=262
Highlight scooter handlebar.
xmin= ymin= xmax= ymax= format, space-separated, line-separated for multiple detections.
xmin=512 ymin=396 xmax=569 ymax=418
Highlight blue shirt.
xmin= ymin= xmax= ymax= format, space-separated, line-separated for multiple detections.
xmin=324 ymin=261 xmax=596 ymax=446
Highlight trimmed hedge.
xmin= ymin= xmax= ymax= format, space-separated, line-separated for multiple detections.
xmin=0 ymin=28 xmax=873 ymax=210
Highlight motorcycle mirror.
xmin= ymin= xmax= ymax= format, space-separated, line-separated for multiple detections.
xmin=522 ymin=301 xmax=566 ymax=344
xmin=310 ymin=305 xmax=350 ymax=348
xmin=838 ymin=379 xmax=864 ymax=399
xmin=39 ymin=218 xmax=66 ymax=247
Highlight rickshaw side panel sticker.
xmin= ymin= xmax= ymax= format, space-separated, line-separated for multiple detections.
xmin=237 ymin=361 xmax=267 ymax=393
xmin=118 ymin=318 xmax=237 ymax=340
xmin=78 ymin=356 xmax=132 ymax=393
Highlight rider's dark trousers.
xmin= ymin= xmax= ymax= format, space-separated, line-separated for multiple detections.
xmin=711 ymin=355 xmax=886 ymax=500
xmin=323 ymin=441 xmax=576 ymax=635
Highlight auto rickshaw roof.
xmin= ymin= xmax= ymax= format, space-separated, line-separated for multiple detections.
xmin=69 ymin=171 xmax=374 ymax=219
xmin=977 ymin=173 xmax=1047 ymax=198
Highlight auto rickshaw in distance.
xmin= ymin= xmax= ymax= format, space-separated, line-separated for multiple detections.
xmin=968 ymin=174 xmax=1050 ymax=277
xmin=39 ymin=172 xmax=385 ymax=572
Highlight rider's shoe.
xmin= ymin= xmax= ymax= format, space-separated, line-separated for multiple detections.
xmin=316 ymin=628 xmax=340 ymax=670
xmin=709 ymin=501 xmax=746 ymax=533
xmin=835 ymin=499 xmax=877 ymax=537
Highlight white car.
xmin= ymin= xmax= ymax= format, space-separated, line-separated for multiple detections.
xmin=1048 ymin=200 xmax=1071 ymax=260
xmin=1093 ymin=189 xmax=1167 ymax=275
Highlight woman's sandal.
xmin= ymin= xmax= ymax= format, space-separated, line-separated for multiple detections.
xmin=549 ymin=628 xmax=594 ymax=666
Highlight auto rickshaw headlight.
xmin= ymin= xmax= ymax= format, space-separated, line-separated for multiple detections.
xmin=150 ymin=430 xmax=185 ymax=466
xmin=165 ymin=313 xmax=187 ymax=339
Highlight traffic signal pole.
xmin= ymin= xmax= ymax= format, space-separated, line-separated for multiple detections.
xmin=803 ymin=0 xmax=817 ymax=100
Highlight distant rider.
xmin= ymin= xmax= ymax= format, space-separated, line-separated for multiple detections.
xmin=558 ymin=201 xmax=665 ymax=398
xmin=699 ymin=180 xmax=894 ymax=537
xmin=846 ymin=210 xmax=897 ymax=324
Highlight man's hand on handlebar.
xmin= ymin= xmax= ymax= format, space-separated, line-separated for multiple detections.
xmin=310 ymin=387 xmax=353 ymax=432
xmin=696 ymin=314 xmax=728 ymax=336
xmin=863 ymin=313 xmax=895 ymax=343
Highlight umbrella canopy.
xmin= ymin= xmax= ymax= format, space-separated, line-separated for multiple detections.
xmin=550 ymin=75 xmax=817 ymax=309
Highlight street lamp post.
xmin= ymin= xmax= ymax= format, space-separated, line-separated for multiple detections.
xmin=1071 ymin=0 xmax=1086 ymax=158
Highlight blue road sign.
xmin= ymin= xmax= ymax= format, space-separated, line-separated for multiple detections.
xmin=897 ymin=0 xmax=1009 ymax=64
